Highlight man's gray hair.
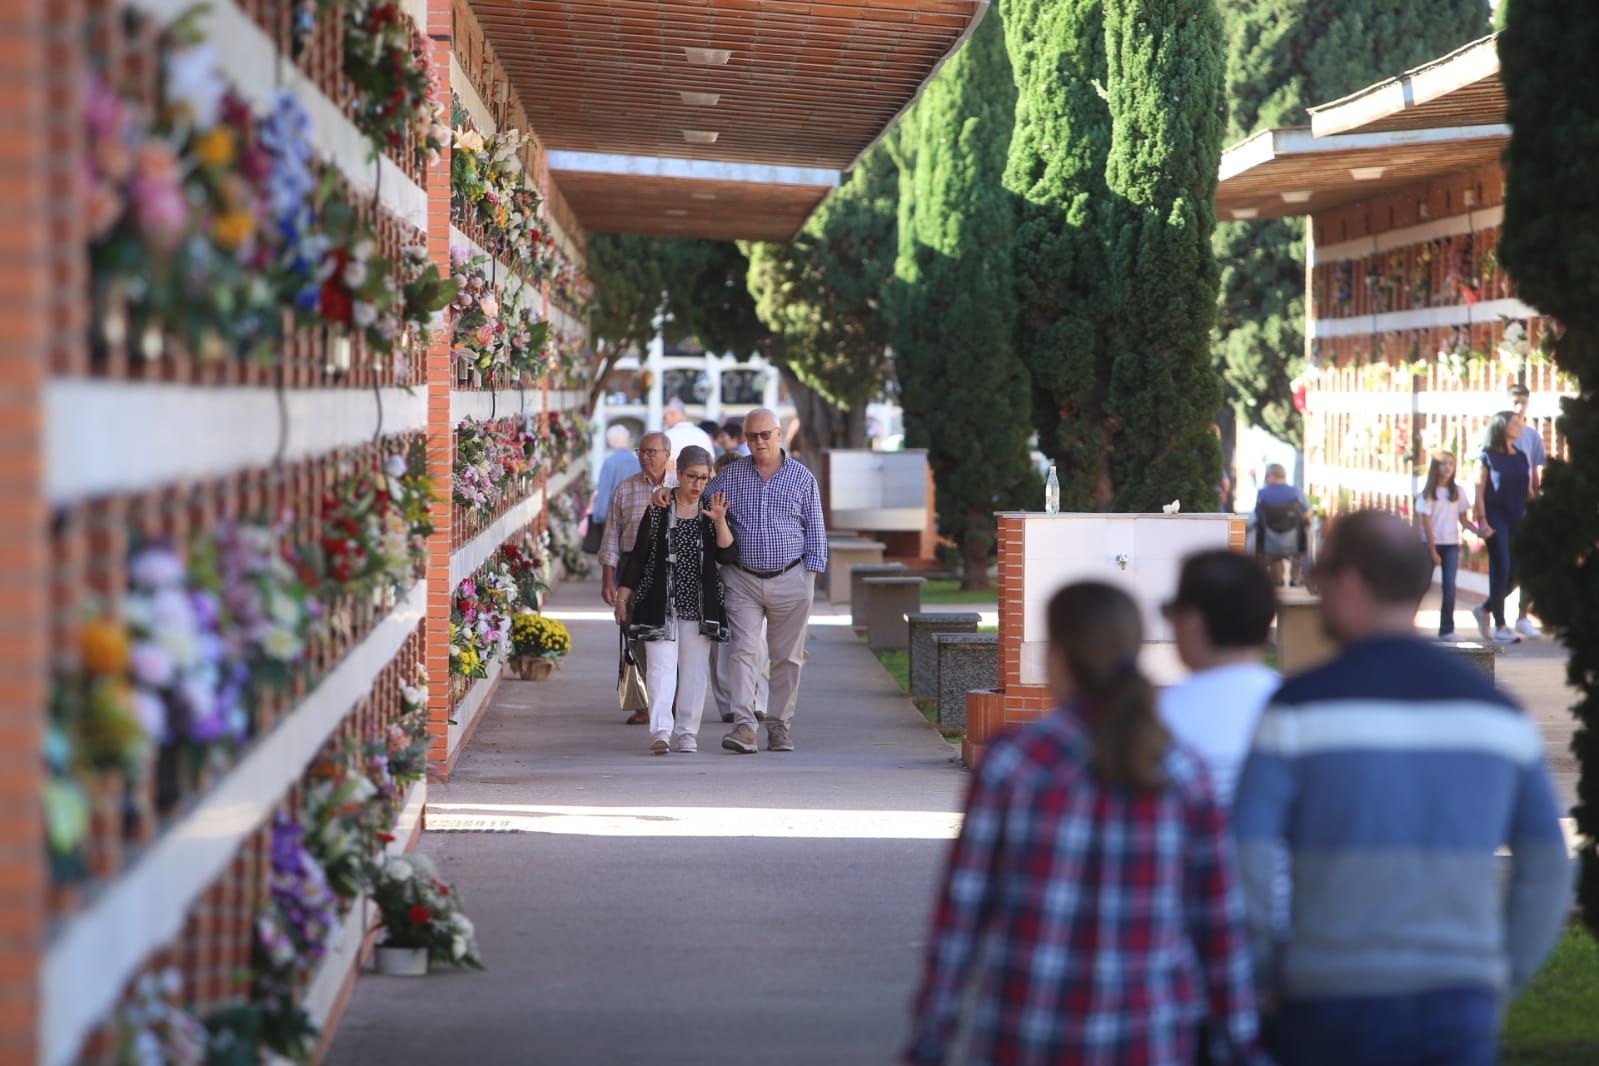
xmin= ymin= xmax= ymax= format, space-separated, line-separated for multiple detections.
xmin=605 ymin=424 xmax=632 ymax=449
xmin=745 ymin=407 xmax=781 ymax=430
xmin=639 ymin=431 xmax=669 ymax=451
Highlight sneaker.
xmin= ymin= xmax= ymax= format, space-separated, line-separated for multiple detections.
xmin=1471 ymin=604 xmax=1493 ymax=642
xmin=1437 ymin=632 xmax=1464 ymax=643
xmin=1492 ymin=627 xmax=1522 ymax=646
xmin=671 ymin=734 xmax=698 ymax=753
xmin=766 ymin=721 xmax=794 ymax=752
xmin=626 ymin=710 xmax=649 ymax=725
xmin=650 ymin=734 xmax=670 ymax=755
xmin=721 ymin=724 xmax=758 ymax=754
xmin=1515 ymin=618 xmax=1543 ymax=639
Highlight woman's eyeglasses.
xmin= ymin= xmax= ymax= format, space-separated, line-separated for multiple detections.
xmin=681 ymin=472 xmax=711 ymax=484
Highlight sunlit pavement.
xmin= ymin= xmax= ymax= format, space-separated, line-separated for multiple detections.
xmin=328 ymin=578 xmax=967 ymax=1065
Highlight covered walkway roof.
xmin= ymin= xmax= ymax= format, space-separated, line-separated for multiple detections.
xmin=476 ymin=0 xmax=987 ymax=239
xmin=1215 ymin=33 xmax=1508 ymax=222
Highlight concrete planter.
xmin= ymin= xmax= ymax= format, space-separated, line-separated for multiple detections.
xmin=375 ymin=946 xmax=429 ymax=977
xmin=512 ymin=655 xmax=557 ymax=681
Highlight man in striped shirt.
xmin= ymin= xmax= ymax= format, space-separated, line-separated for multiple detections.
xmin=705 ymin=408 xmax=828 ymax=753
xmin=1234 ymin=511 xmax=1571 ymax=1066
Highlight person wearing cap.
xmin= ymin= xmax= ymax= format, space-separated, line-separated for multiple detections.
xmin=662 ymin=397 xmax=715 ymax=468
xmin=1506 ymin=384 xmax=1546 ymax=638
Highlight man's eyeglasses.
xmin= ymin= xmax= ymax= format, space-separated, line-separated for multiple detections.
xmin=638 ymin=447 xmax=667 ymax=456
xmin=746 ymin=428 xmax=779 ymax=443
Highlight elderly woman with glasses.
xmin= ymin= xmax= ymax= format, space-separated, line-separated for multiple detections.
xmin=614 ymin=446 xmax=737 ymax=754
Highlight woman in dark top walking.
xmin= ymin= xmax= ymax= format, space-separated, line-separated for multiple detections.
xmin=615 ymin=446 xmax=736 ymax=753
xmin=1473 ymin=410 xmax=1534 ymax=645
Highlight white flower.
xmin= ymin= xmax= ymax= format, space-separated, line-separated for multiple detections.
xmin=449 ymin=912 xmax=474 ymax=936
xmin=163 ymin=45 xmax=226 ymax=130
xmin=130 ymin=642 xmax=176 ymax=688
xmin=353 ymin=239 xmax=375 ymax=261
xmin=261 ymin=626 xmax=301 ymax=662
xmin=384 ymin=857 xmax=414 ymax=882
xmin=385 ymin=454 xmax=408 ymax=478
xmin=402 ymin=684 xmax=427 ymax=706
xmin=343 ymin=258 xmax=369 ymax=288
xmin=130 ymin=549 xmax=185 ymax=589
xmin=409 ymin=852 xmax=439 ymax=878
xmin=132 ymin=689 xmax=167 ymax=741
xmin=352 ymin=301 xmax=378 ymax=328
xmin=347 ymin=775 xmax=378 ymax=803
xmin=451 ymin=935 xmax=468 ymax=961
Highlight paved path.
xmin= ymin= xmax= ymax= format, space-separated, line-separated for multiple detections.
xmin=329 ymin=579 xmax=966 ymax=1066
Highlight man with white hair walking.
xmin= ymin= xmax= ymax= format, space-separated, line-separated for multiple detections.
xmin=705 ymin=408 xmax=827 ymax=753
xmin=586 ymin=424 xmax=639 ymax=556
xmin=663 ymin=397 xmax=715 ymax=466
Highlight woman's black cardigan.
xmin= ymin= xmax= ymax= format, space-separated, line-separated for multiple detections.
xmin=618 ymin=504 xmax=738 ymax=642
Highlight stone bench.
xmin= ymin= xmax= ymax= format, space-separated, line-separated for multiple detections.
xmin=825 ymin=537 xmax=887 ymax=604
xmin=865 ymin=576 xmax=926 ymax=651
xmin=907 ymin=612 xmax=981 ymax=700
xmin=934 ymin=632 xmax=999 ymax=733
xmin=850 ymin=562 xmax=907 ymax=632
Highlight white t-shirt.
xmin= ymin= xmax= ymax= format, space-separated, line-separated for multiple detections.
xmin=664 ymin=421 xmax=716 ymax=466
xmin=1416 ymin=486 xmax=1472 ymax=546
xmin=1158 ymin=662 xmax=1280 ymax=808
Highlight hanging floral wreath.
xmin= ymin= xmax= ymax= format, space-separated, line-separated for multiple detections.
xmin=341 ymin=1 xmax=449 ymax=170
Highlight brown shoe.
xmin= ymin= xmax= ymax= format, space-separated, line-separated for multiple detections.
xmin=766 ymin=721 xmax=794 ymax=752
xmin=721 ymin=724 xmax=758 ymax=754
xmin=626 ymin=710 xmax=649 ymax=725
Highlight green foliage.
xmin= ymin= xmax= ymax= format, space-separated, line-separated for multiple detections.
xmin=1002 ymin=0 xmax=1223 ymax=510
xmin=742 ymin=144 xmax=899 ymax=414
xmin=1502 ymin=926 xmax=1599 ymax=1062
xmin=1215 ymin=0 xmax=1489 ymax=441
xmin=585 ymin=236 xmax=766 ymax=359
xmin=892 ymin=10 xmax=1037 ymax=587
xmin=1500 ymin=0 xmax=1599 ymax=935
xmin=1102 ymin=0 xmax=1227 ymax=511
xmin=1001 ymin=0 xmax=1114 ymax=510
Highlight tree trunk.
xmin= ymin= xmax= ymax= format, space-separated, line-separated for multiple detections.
xmin=778 ymin=366 xmax=867 ymax=460
xmin=960 ymin=516 xmax=994 ymax=592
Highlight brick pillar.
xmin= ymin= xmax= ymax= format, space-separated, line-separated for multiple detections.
xmin=425 ymin=0 xmax=454 ymax=772
xmin=0 ymin=0 xmax=51 ymax=1057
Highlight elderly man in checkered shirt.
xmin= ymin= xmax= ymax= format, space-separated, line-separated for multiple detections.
xmin=599 ymin=431 xmax=671 ymax=724
xmin=701 ymin=408 xmax=827 ymax=753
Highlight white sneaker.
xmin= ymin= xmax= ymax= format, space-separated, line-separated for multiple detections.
xmin=1492 ymin=627 xmax=1521 ymax=646
xmin=1515 ymin=618 xmax=1543 ymax=639
xmin=671 ymin=734 xmax=697 ymax=753
xmin=1437 ymin=632 xmax=1465 ymax=643
xmin=1471 ymin=604 xmax=1493 ymax=642
xmin=650 ymin=733 xmax=670 ymax=755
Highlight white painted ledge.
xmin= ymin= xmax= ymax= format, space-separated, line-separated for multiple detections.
xmin=448 ymin=655 xmax=505 ymax=761
xmin=125 ymin=0 xmax=427 ymax=230
xmin=45 ymin=381 xmax=426 ymax=506
xmin=1307 ymin=389 xmax=1566 ymax=419
xmin=449 ymin=489 xmax=546 ymax=590
xmin=41 ymin=583 xmax=426 ymax=1066
xmin=545 ymin=461 xmax=585 ymax=503
xmin=547 ymin=151 xmax=839 ymax=188
xmin=1312 ymin=205 xmax=1506 ymax=265
xmin=1308 ymin=298 xmax=1538 ymax=340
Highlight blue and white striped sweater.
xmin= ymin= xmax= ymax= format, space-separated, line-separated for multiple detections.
xmin=1233 ymin=636 xmax=1571 ymax=1001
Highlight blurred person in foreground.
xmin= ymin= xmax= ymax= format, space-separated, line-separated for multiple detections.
xmin=907 ymin=582 xmax=1265 ymax=1066
xmin=1234 ymin=510 xmax=1571 ymax=1066
xmin=1160 ymin=551 xmax=1279 ymax=808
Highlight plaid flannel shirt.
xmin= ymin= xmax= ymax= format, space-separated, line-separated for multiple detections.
xmin=705 ymin=454 xmax=828 ymax=573
xmin=598 ymin=470 xmax=666 ymax=568
xmin=907 ymin=704 xmax=1265 ymax=1066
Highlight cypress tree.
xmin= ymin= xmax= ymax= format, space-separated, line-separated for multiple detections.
xmin=1102 ymin=0 xmax=1227 ymax=511
xmin=892 ymin=11 xmax=1037 ymax=589
xmin=1215 ymin=1 xmax=1488 ymax=443
xmin=1000 ymin=0 xmax=1115 ymax=510
xmin=1499 ymin=0 xmax=1599 ymax=932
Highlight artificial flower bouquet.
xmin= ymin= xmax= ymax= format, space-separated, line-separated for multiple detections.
xmin=372 ymin=852 xmax=484 ymax=969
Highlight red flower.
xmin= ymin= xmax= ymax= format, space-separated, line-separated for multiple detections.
xmin=409 ymin=904 xmax=431 ymax=925
xmin=377 ymin=832 xmax=396 ymax=843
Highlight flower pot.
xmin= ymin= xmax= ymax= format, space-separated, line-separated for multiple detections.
xmin=375 ymin=945 xmax=429 ymax=977
xmin=513 ymin=655 xmax=555 ymax=681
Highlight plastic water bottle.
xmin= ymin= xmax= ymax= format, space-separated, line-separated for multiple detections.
xmin=1044 ymin=462 xmax=1060 ymax=515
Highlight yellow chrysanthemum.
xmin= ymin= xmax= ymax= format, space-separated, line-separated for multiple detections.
xmin=194 ymin=126 xmax=236 ymax=169
xmin=212 ymin=210 xmax=255 ymax=250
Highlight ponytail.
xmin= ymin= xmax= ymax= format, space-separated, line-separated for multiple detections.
xmin=1046 ymin=584 xmax=1170 ymax=792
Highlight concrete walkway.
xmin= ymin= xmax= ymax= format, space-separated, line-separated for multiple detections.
xmin=329 ymin=578 xmax=966 ymax=1066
